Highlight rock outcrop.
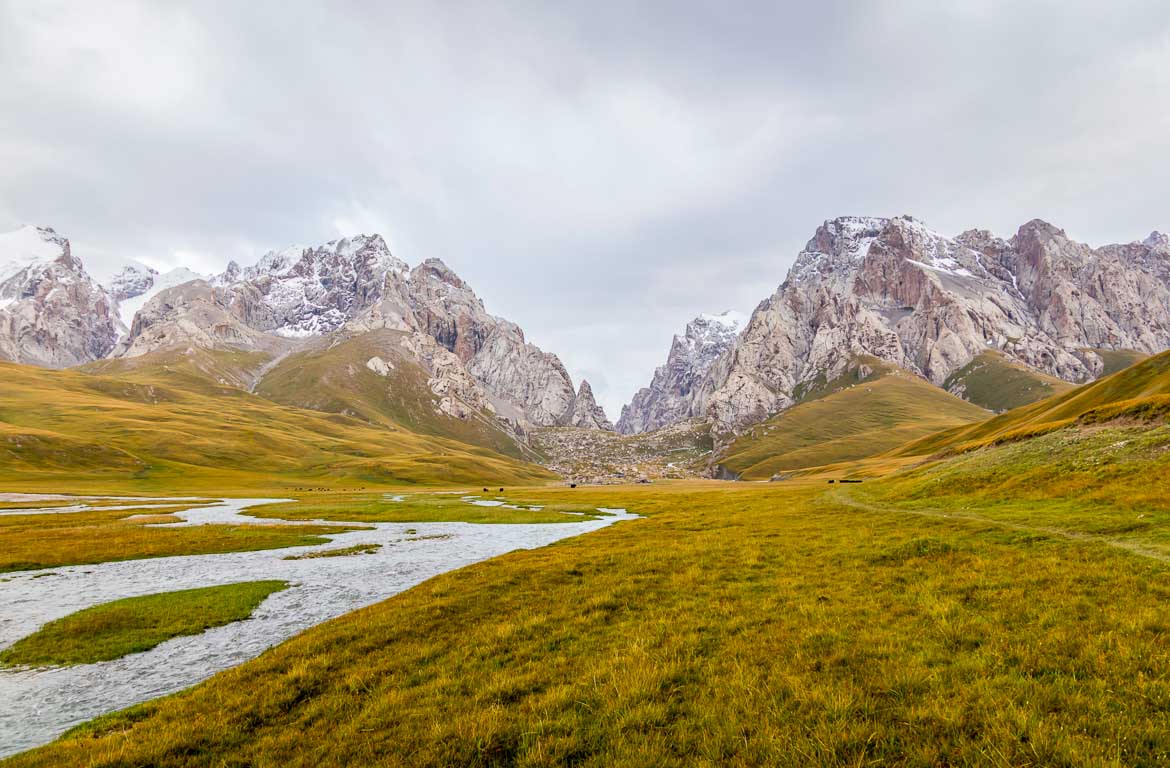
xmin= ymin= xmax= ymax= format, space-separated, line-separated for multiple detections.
xmin=618 ymin=311 xmax=746 ymax=434
xmin=687 ymin=216 xmax=1170 ymax=435
xmin=0 ymin=226 xmax=120 ymax=367
xmin=569 ymin=380 xmax=614 ymax=431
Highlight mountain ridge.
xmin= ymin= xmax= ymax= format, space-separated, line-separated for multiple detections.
xmin=0 ymin=226 xmax=613 ymax=458
xmin=622 ymin=215 xmax=1170 ymax=445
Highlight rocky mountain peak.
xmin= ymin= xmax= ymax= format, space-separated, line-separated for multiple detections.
xmin=1143 ymin=231 xmax=1169 ymax=251
xmin=569 ymin=379 xmax=614 ymax=431
xmin=617 ymin=309 xmax=746 ymax=435
xmin=412 ymin=258 xmax=467 ymax=289
xmin=107 ymin=263 xmax=159 ymax=302
xmin=687 ymin=214 xmax=1170 ymax=439
xmin=0 ymin=225 xmax=119 ymax=367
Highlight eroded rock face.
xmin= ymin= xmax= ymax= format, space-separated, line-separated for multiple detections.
xmin=398 ymin=331 xmax=497 ymax=420
xmin=119 ymin=280 xmax=281 ymax=358
xmin=403 ymin=258 xmax=579 ymax=427
xmin=569 ymin=380 xmax=614 ymax=431
xmin=0 ymin=227 xmax=119 ymax=367
xmin=113 ymin=234 xmax=587 ymax=431
xmin=690 ymin=216 xmax=1170 ymax=435
xmin=618 ymin=311 xmax=746 ymax=434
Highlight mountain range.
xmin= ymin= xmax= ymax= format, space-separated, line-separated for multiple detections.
xmin=0 ymin=226 xmax=611 ymax=460
xmin=624 ymin=216 xmax=1170 ymax=449
xmin=2 ymin=214 xmax=1168 ymax=482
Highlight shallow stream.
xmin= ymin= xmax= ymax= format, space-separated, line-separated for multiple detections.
xmin=0 ymin=496 xmax=635 ymax=757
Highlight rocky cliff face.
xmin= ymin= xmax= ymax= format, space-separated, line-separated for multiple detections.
xmin=618 ymin=311 xmax=746 ymax=434
xmin=569 ymin=380 xmax=615 ymax=431
xmin=0 ymin=224 xmax=600 ymax=436
xmin=108 ymin=232 xmax=589 ymax=432
xmin=688 ymin=216 xmax=1170 ymax=435
xmin=0 ymin=227 xmax=120 ymax=367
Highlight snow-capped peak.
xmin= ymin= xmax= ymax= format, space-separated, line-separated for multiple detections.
xmin=0 ymin=225 xmax=70 ymax=282
xmin=696 ymin=310 xmax=748 ymax=331
xmin=114 ymin=266 xmax=207 ymax=328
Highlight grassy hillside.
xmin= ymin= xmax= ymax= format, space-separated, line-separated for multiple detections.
xmin=942 ymin=350 xmax=1073 ymax=412
xmin=14 ymin=476 xmax=1170 ymax=766
xmin=718 ymin=365 xmax=989 ymax=479
xmin=80 ymin=347 xmax=276 ymax=397
xmin=0 ymin=360 xmax=555 ymax=493
xmin=254 ymin=331 xmax=533 ymax=460
xmin=893 ymin=349 xmax=1170 ymax=459
xmin=1083 ymin=347 xmax=1149 ymax=377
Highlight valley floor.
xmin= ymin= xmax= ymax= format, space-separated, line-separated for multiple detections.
xmin=5 ymin=477 xmax=1170 ymax=766
xmin=0 ymin=494 xmax=634 ymax=757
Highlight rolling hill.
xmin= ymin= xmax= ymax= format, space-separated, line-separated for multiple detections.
xmin=253 ymin=330 xmax=534 ymax=461
xmin=892 ymin=349 xmax=1170 ymax=459
xmin=716 ymin=360 xmax=990 ymax=480
xmin=942 ymin=350 xmax=1074 ymax=412
xmin=0 ymin=359 xmax=555 ymax=493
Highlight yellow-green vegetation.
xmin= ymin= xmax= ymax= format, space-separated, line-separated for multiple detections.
xmin=254 ymin=331 xmax=537 ymax=461
xmin=857 ymin=422 xmax=1170 ymax=550
xmin=252 ymin=492 xmax=607 ymax=525
xmin=282 ymin=543 xmax=382 ymax=560
xmin=0 ymin=581 xmax=287 ymax=667
xmin=719 ymin=366 xmax=989 ymax=479
xmin=893 ymin=349 xmax=1170 ymax=458
xmin=81 ymin=347 xmax=274 ymax=397
xmin=13 ymin=475 xmax=1170 ymax=766
xmin=1084 ymin=347 xmax=1149 ymax=377
xmin=0 ymin=507 xmax=362 ymax=573
xmin=0 ymin=358 xmax=554 ymax=494
xmin=942 ymin=350 xmax=1074 ymax=412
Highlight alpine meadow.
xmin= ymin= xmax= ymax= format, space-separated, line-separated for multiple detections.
xmin=3 ymin=3 xmax=1170 ymax=766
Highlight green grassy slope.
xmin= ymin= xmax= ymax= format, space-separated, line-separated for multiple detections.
xmin=718 ymin=366 xmax=989 ymax=479
xmin=80 ymin=347 xmax=276 ymax=397
xmin=942 ymin=350 xmax=1074 ymax=412
xmin=1084 ymin=347 xmax=1149 ymax=377
xmin=893 ymin=349 xmax=1170 ymax=458
xmin=13 ymin=477 xmax=1170 ymax=766
xmin=254 ymin=330 xmax=532 ymax=460
xmin=0 ymin=360 xmax=554 ymax=493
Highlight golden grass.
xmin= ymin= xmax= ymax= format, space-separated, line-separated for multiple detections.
xmin=720 ymin=369 xmax=988 ymax=479
xmin=0 ymin=358 xmax=555 ymax=494
xmin=10 ymin=476 xmax=1170 ymax=765
xmin=941 ymin=350 xmax=1074 ymax=412
xmin=0 ymin=507 xmax=363 ymax=573
xmin=251 ymin=492 xmax=607 ymax=525
xmin=892 ymin=349 xmax=1170 ymax=459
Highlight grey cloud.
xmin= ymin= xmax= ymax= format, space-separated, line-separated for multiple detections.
xmin=1 ymin=0 xmax=1169 ymax=417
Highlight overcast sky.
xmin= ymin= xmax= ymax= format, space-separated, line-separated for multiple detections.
xmin=2 ymin=1 xmax=1169 ymax=418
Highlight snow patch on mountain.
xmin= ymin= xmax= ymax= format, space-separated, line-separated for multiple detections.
xmin=0 ymin=226 xmax=68 ymax=282
xmin=114 ymin=267 xmax=206 ymax=327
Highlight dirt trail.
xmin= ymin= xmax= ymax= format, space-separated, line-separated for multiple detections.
xmin=833 ymin=489 xmax=1170 ymax=564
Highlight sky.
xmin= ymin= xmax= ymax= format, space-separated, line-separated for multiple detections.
xmin=2 ymin=1 xmax=1169 ymax=419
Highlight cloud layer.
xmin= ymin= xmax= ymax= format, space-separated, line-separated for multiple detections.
xmin=2 ymin=0 xmax=1169 ymax=417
